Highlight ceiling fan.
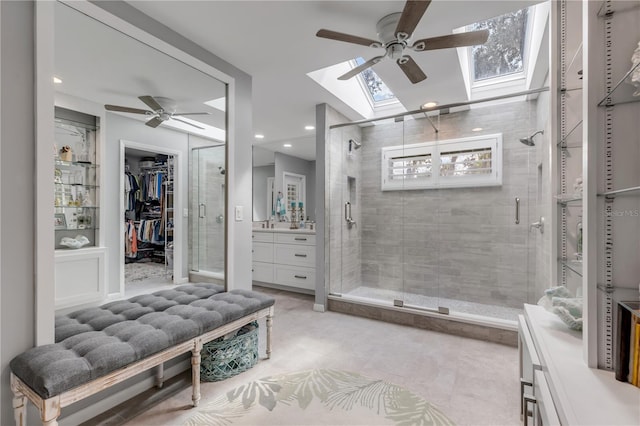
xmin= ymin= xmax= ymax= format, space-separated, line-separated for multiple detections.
xmin=105 ymin=95 xmax=210 ymax=129
xmin=316 ymin=0 xmax=490 ymax=84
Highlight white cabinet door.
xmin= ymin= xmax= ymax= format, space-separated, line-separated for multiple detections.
xmin=252 ymin=262 xmax=274 ymax=283
xmin=253 ymin=242 xmax=274 ymax=263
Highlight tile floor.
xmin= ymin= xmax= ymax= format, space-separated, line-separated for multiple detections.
xmin=92 ymin=286 xmax=521 ymax=426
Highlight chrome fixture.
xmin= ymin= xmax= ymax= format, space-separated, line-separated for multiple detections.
xmin=344 ymin=201 xmax=356 ymax=228
xmin=519 ymin=130 xmax=544 ymax=146
xmin=218 ymin=166 xmax=225 ymax=175
xmin=530 ymin=217 xmax=545 ymax=234
xmin=348 ymin=139 xmax=362 ymax=154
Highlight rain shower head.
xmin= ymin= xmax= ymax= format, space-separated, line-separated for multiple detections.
xmin=519 ymin=130 xmax=544 ymax=146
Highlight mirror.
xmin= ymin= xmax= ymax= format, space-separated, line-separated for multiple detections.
xmin=54 ymin=1 xmax=228 ymax=300
xmin=252 ymin=145 xmax=316 ymax=223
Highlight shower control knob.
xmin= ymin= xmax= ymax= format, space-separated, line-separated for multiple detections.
xmin=529 ymin=217 xmax=544 ymax=234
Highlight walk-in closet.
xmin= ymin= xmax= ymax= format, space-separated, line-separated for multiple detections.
xmin=124 ymin=149 xmax=175 ymax=286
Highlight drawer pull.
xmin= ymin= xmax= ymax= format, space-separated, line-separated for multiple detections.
xmin=294 ymin=237 xmax=307 ymax=241
xmin=294 ymin=254 xmax=307 ymax=257
xmin=294 ymin=275 xmax=307 ymax=279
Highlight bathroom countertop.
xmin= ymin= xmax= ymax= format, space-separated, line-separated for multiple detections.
xmin=252 ymin=227 xmax=315 ymax=234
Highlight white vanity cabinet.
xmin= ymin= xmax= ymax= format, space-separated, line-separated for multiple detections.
xmin=518 ymin=304 xmax=639 ymax=426
xmin=252 ymin=229 xmax=315 ymax=293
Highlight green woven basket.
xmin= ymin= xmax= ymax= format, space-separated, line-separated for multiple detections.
xmin=200 ymin=322 xmax=259 ymax=382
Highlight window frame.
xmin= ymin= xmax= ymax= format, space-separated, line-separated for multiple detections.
xmin=381 ymin=133 xmax=503 ymax=191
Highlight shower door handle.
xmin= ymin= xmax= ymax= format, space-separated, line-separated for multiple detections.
xmin=199 ymin=203 xmax=206 ymax=218
xmin=344 ymin=202 xmax=351 ymax=221
xmin=515 ymin=197 xmax=520 ymax=224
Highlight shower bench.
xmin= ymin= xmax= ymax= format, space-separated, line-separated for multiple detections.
xmin=9 ymin=283 xmax=275 ymax=426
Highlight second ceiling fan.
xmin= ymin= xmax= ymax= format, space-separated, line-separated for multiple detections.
xmin=105 ymin=95 xmax=210 ymax=129
xmin=316 ymin=0 xmax=490 ymax=84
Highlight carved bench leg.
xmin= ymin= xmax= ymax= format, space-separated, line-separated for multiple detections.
xmin=10 ymin=375 xmax=27 ymax=426
xmin=155 ymin=363 xmax=164 ymax=388
xmin=191 ymin=340 xmax=203 ymax=407
xmin=266 ymin=307 xmax=274 ymax=359
xmin=41 ymin=397 xmax=60 ymax=426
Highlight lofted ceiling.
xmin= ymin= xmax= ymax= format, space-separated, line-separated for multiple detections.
xmin=57 ymin=1 xmax=546 ymax=162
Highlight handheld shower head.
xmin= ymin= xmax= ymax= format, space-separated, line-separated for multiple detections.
xmin=519 ymin=130 xmax=544 ymax=146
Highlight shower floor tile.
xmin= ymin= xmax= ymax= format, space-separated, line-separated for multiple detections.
xmin=345 ymin=286 xmax=523 ymax=322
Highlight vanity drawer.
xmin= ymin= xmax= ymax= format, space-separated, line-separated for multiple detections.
xmin=274 ymin=244 xmax=315 ymax=267
xmin=252 ymin=231 xmax=274 ymax=243
xmin=275 ymin=233 xmax=315 ymax=245
xmin=274 ymin=265 xmax=315 ymax=290
xmin=252 ymin=262 xmax=274 ymax=283
xmin=252 ymin=242 xmax=273 ymax=263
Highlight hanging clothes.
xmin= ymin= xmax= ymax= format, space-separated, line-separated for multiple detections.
xmin=125 ymin=220 xmax=138 ymax=258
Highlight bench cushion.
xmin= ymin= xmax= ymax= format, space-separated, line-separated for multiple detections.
xmin=10 ymin=284 xmax=275 ymax=399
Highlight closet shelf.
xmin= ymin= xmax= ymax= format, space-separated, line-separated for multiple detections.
xmin=597 ymin=61 xmax=640 ymax=107
xmin=557 ymin=120 xmax=583 ymax=148
xmin=55 ymin=160 xmax=98 ymax=170
xmin=555 ymin=194 xmax=582 ymax=205
xmin=597 ymin=185 xmax=640 ymax=197
xmin=56 ymin=225 xmax=99 ymax=231
xmin=597 ymin=1 xmax=640 ymax=17
xmin=561 ymin=259 xmax=583 ymax=277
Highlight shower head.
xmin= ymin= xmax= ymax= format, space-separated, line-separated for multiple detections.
xmin=519 ymin=130 xmax=544 ymax=146
xmin=349 ymin=139 xmax=362 ymax=151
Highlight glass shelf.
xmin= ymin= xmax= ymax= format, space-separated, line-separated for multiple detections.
xmin=597 ymin=61 xmax=640 ymax=107
xmin=55 ymin=183 xmax=99 ymax=189
xmin=561 ymin=43 xmax=583 ymax=92
xmin=561 ymin=259 xmax=583 ymax=277
xmin=597 ymin=185 xmax=640 ymax=197
xmin=55 ymin=160 xmax=98 ymax=170
xmin=598 ymin=1 xmax=640 ymax=17
xmin=555 ymin=194 xmax=583 ymax=205
xmin=55 ymin=226 xmax=99 ymax=231
xmin=55 ymin=205 xmax=98 ymax=210
xmin=557 ymin=120 xmax=583 ymax=149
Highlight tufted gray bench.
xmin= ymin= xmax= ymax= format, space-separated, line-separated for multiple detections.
xmin=9 ymin=283 xmax=275 ymax=426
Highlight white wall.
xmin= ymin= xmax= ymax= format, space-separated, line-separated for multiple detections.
xmin=0 ymin=3 xmax=37 ymax=424
xmin=253 ymin=165 xmax=274 ymax=221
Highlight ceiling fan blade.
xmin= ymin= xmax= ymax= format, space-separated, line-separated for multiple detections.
xmin=412 ymin=29 xmax=490 ymax=51
xmin=173 ymin=112 xmax=211 ymax=116
xmin=145 ymin=116 xmax=164 ymax=128
xmin=170 ymin=116 xmax=205 ymax=130
xmin=316 ymin=29 xmax=381 ymax=48
xmin=338 ymin=55 xmax=385 ymax=81
xmin=395 ymin=0 xmax=432 ymax=40
xmin=138 ymin=95 xmax=164 ymax=111
xmin=397 ymin=56 xmax=427 ymax=84
xmin=104 ymin=105 xmax=150 ymax=114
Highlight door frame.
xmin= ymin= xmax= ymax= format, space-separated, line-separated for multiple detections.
xmin=119 ymin=139 xmax=183 ymax=296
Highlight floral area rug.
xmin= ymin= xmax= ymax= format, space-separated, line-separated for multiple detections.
xmin=185 ymin=369 xmax=454 ymax=426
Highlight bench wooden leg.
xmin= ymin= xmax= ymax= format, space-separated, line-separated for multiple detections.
xmin=40 ymin=397 xmax=60 ymax=426
xmin=155 ymin=363 xmax=164 ymax=388
xmin=191 ymin=340 xmax=203 ymax=407
xmin=10 ymin=375 xmax=26 ymax=426
xmin=266 ymin=307 xmax=274 ymax=359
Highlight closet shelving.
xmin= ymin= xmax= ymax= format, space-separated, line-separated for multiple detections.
xmin=587 ymin=0 xmax=640 ymax=370
xmin=54 ymin=115 xmax=99 ymax=250
xmin=556 ymin=0 xmax=583 ymax=290
xmin=125 ymin=157 xmax=173 ymax=273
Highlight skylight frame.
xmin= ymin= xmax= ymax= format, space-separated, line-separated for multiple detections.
xmin=353 ymin=57 xmax=399 ymax=109
xmin=466 ymin=6 xmax=534 ymax=89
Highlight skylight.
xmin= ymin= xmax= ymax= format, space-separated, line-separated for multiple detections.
xmin=354 ymin=57 xmax=397 ymax=105
xmin=467 ymin=8 xmax=529 ymax=82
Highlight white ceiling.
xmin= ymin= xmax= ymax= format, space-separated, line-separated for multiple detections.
xmin=57 ymin=1 xmax=546 ymax=161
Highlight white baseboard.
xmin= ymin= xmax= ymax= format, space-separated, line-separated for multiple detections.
xmin=313 ymin=303 xmax=325 ymax=312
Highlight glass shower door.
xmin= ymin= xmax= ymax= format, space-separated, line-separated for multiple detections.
xmin=191 ymin=145 xmax=225 ymax=276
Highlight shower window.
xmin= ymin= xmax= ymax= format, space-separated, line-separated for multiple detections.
xmin=382 ymin=134 xmax=502 ymax=191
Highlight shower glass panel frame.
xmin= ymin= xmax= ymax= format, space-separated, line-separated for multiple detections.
xmin=190 ymin=145 xmax=226 ymax=277
xmin=328 ymin=98 xmax=541 ymax=324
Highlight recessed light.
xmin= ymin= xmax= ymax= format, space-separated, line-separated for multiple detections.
xmin=472 ymin=127 xmax=483 ymax=132
xmin=53 ymin=76 xmax=62 ymax=84
xmin=283 ymin=143 xmax=292 ymax=148
xmin=255 ymin=134 xmax=264 ymax=139
xmin=422 ymin=101 xmax=438 ymax=109
xmin=305 ymin=125 xmax=315 ymax=130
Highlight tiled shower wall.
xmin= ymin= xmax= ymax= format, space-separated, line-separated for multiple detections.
xmin=351 ymin=101 xmax=540 ymax=309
